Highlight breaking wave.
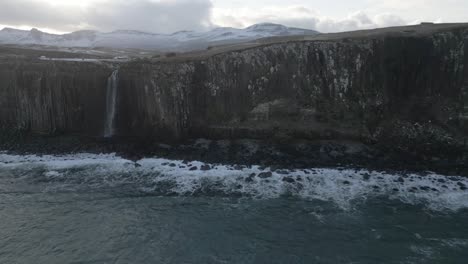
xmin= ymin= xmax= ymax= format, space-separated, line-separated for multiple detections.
xmin=0 ymin=152 xmax=467 ymax=212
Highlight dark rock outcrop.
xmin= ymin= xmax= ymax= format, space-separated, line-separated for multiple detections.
xmin=0 ymin=54 xmax=113 ymax=135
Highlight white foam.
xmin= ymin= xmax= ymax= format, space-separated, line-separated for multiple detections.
xmin=0 ymin=153 xmax=127 ymax=168
xmin=0 ymin=152 xmax=467 ymax=212
xmin=435 ymin=238 xmax=468 ymax=249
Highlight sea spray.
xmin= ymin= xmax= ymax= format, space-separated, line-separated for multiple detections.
xmin=0 ymin=153 xmax=468 ymax=212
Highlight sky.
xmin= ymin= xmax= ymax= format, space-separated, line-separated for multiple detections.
xmin=0 ymin=0 xmax=467 ymax=34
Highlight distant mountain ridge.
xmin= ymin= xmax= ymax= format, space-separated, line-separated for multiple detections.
xmin=0 ymin=23 xmax=319 ymax=51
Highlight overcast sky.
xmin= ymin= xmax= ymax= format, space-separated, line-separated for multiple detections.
xmin=0 ymin=0 xmax=467 ymax=34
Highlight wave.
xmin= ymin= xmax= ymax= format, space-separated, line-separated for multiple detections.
xmin=0 ymin=152 xmax=467 ymax=212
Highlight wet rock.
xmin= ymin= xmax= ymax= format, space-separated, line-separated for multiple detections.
xmin=234 ymin=165 xmax=244 ymax=170
xmin=457 ymin=182 xmax=467 ymax=190
xmin=397 ymin=177 xmax=405 ymax=183
xmin=282 ymin=177 xmax=295 ymax=183
xmin=134 ymin=162 xmax=142 ymax=168
xmin=258 ymin=172 xmax=273 ymax=179
xmin=269 ymin=165 xmax=282 ymax=172
xmin=362 ymin=173 xmax=371 ymax=181
xmin=169 ymin=163 xmax=177 ymax=167
xmin=245 ymin=174 xmax=255 ymax=183
xmin=437 ymin=179 xmax=446 ymax=183
xmin=200 ymin=164 xmax=211 ymax=171
xmin=158 ymin=144 xmax=172 ymax=150
xmin=276 ymin=170 xmax=289 ymax=175
xmin=328 ymin=150 xmax=343 ymax=158
xmin=343 ymin=180 xmax=351 ymax=185
xmin=189 ymin=166 xmax=198 ymax=171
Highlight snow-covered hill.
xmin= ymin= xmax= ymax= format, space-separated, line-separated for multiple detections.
xmin=0 ymin=23 xmax=318 ymax=51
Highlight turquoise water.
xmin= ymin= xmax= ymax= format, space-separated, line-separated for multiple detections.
xmin=0 ymin=153 xmax=467 ymax=263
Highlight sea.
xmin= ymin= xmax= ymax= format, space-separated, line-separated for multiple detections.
xmin=0 ymin=152 xmax=467 ymax=263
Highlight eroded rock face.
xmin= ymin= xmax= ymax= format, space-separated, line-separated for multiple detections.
xmin=1 ymin=25 xmax=468 ymax=159
xmin=0 ymin=57 xmax=113 ymax=136
xmin=116 ymin=28 xmax=468 ymax=148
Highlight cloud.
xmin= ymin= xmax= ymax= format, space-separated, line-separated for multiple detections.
xmin=213 ymin=6 xmax=409 ymax=32
xmin=316 ymin=12 xmax=407 ymax=32
xmin=0 ymin=0 xmax=81 ymax=31
xmin=0 ymin=0 xmax=214 ymax=33
xmin=212 ymin=6 xmax=320 ymax=30
xmin=85 ymin=0 xmax=213 ymax=33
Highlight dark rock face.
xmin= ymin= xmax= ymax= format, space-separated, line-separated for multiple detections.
xmin=258 ymin=172 xmax=273 ymax=179
xmin=200 ymin=164 xmax=211 ymax=171
xmin=0 ymin=57 xmax=113 ymax=136
xmin=116 ymin=27 xmax=468 ymax=149
xmin=0 ymin=24 xmax=468 ymax=171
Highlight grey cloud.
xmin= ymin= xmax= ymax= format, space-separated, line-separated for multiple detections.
xmin=214 ymin=6 xmax=410 ymax=33
xmin=374 ymin=13 xmax=407 ymax=27
xmin=0 ymin=0 xmax=214 ymax=33
xmin=0 ymin=0 xmax=81 ymax=31
xmin=277 ymin=12 xmax=407 ymax=32
xmin=316 ymin=12 xmax=407 ymax=32
xmin=84 ymin=0 xmax=214 ymax=33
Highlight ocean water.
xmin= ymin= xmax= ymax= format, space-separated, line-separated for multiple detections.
xmin=0 ymin=152 xmax=467 ymax=263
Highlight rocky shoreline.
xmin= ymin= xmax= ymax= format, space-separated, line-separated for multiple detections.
xmin=1 ymin=131 xmax=467 ymax=177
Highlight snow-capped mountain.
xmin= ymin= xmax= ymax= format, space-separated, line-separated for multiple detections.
xmin=0 ymin=23 xmax=318 ymax=51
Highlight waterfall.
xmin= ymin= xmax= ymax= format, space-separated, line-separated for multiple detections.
xmin=103 ymin=70 xmax=118 ymax=138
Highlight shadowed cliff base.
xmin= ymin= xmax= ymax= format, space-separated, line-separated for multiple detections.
xmin=0 ymin=131 xmax=467 ymax=177
xmin=1 ymin=23 xmax=468 ymax=175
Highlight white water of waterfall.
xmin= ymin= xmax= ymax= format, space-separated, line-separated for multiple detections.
xmin=104 ymin=70 xmax=118 ymax=138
